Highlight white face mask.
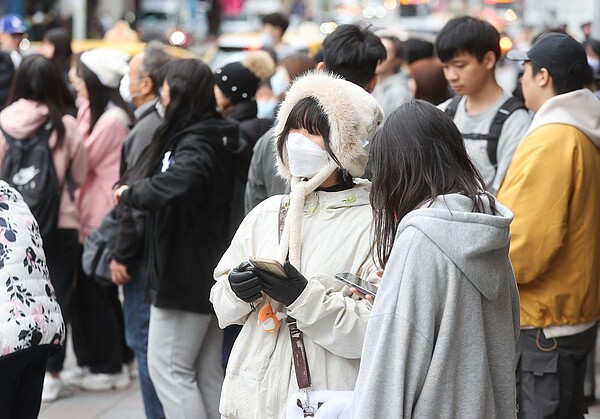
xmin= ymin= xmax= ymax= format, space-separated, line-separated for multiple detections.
xmin=256 ymin=99 xmax=279 ymax=118
xmin=588 ymin=57 xmax=600 ymax=74
xmin=287 ymin=132 xmax=329 ymax=178
xmin=270 ymin=68 xmax=290 ymax=97
xmin=155 ymin=101 xmax=166 ymax=119
xmin=261 ymin=32 xmax=275 ymax=47
xmin=119 ymin=72 xmax=143 ymax=105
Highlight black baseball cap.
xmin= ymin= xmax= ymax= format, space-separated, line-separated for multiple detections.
xmin=507 ymin=32 xmax=588 ymax=80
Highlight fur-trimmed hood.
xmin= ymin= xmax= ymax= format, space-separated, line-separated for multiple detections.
xmin=274 ymin=72 xmax=383 ymax=180
xmin=273 ymin=72 xmax=383 ymax=269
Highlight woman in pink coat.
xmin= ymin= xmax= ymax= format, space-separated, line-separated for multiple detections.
xmin=68 ymin=48 xmax=135 ymax=393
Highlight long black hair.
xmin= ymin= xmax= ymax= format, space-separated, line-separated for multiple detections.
xmin=370 ymin=99 xmax=493 ymax=269
xmin=7 ymin=54 xmax=70 ymax=146
xmin=43 ymin=28 xmax=72 ymax=75
xmin=79 ymin=62 xmax=134 ymax=135
xmin=136 ymin=59 xmax=222 ymax=178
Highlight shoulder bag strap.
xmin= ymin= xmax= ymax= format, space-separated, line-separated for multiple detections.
xmin=279 ymin=194 xmax=315 ymax=416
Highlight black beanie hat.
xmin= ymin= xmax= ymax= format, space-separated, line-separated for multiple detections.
xmin=215 ymin=62 xmax=260 ymax=104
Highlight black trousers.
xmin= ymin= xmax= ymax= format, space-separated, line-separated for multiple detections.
xmin=517 ymin=325 xmax=597 ymax=419
xmin=45 ymin=229 xmax=79 ymax=373
xmin=0 ymin=345 xmax=56 ymax=419
xmin=71 ymin=247 xmax=133 ymax=374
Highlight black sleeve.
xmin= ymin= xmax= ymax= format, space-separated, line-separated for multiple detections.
xmin=121 ymin=136 xmax=217 ymax=211
xmin=112 ymin=204 xmax=145 ymax=265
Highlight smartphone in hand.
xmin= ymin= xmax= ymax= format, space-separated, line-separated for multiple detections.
xmin=249 ymin=256 xmax=288 ymax=279
xmin=335 ymin=272 xmax=377 ymax=297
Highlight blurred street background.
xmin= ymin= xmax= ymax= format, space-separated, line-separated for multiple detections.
xmin=2 ymin=0 xmax=600 ymax=69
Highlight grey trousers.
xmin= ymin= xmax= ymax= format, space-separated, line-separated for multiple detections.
xmin=148 ymin=307 xmax=223 ymax=419
xmin=516 ymin=326 xmax=597 ymax=419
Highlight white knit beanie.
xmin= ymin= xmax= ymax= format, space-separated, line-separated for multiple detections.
xmin=80 ymin=48 xmax=130 ymax=89
xmin=273 ymin=72 xmax=383 ymax=267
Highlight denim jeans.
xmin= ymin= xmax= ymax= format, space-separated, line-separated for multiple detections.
xmin=123 ymin=258 xmax=165 ymax=419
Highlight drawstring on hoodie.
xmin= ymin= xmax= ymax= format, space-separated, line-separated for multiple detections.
xmin=535 ymin=328 xmax=558 ymax=352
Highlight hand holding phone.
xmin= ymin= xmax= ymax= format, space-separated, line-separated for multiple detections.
xmin=335 ymin=272 xmax=377 ymax=298
xmin=250 ymin=258 xmax=308 ymax=305
xmin=249 ymin=256 xmax=288 ymax=279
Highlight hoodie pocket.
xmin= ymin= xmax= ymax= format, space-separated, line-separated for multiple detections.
xmin=517 ymin=350 xmax=559 ymax=418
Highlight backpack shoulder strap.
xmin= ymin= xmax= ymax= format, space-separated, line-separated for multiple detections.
xmin=444 ymin=95 xmax=463 ymax=119
xmin=487 ymin=96 xmax=526 ymax=166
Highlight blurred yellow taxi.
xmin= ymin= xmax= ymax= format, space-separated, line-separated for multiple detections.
xmin=69 ymin=39 xmax=198 ymax=59
xmin=24 ymin=38 xmax=198 ymax=60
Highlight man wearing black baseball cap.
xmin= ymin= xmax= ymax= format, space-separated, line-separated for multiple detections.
xmin=498 ymin=32 xmax=600 ymax=419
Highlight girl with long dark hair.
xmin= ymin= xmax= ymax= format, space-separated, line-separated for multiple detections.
xmin=115 ymin=58 xmax=243 ymax=419
xmin=353 ymin=100 xmax=520 ymax=418
xmin=0 ymin=54 xmax=87 ymax=402
xmin=68 ymin=48 xmax=134 ymax=392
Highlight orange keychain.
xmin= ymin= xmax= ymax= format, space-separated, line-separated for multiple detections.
xmin=257 ymin=302 xmax=287 ymax=333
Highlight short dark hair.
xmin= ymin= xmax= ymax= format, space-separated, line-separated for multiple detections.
xmin=322 ymin=24 xmax=386 ymax=89
xmin=435 ymin=15 xmax=501 ymax=64
xmin=530 ymin=61 xmax=593 ymax=95
xmin=370 ymin=100 xmax=490 ymax=268
xmin=261 ymin=13 xmax=289 ymax=33
xmin=405 ymin=38 xmax=434 ymax=64
xmin=380 ymin=35 xmax=405 ymax=62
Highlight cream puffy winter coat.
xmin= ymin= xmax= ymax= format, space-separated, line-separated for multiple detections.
xmin=211 ymin=73 xmax=382 ymax=418
xmin=211 ymin=181 xmax=378 ymax=418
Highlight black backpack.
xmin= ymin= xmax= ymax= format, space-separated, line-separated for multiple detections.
xmin=0 ymin=121 xmax=61 ymax=241
xmin=444 ymin=95 xmax=526 ymax=167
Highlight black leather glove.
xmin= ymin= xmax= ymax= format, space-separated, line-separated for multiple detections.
xmin=228 ymin=261 xmax=262 ymax=303
xmin=253 ymin=261 xmax=308 ymax=306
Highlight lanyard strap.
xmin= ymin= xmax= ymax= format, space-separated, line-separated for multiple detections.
xmin=279 ymin=195 xmax=314 ymax=416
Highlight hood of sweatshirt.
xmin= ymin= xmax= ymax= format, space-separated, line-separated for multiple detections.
xmin=0 ymin=99 xmax=49 ymax=140
xmin=398 ymin=193 xmax=513 ymax=301
xmin=526 ymin=89 xmax=600 ymax=148
xmin=179 ymin=116 xmax=245 ymax=172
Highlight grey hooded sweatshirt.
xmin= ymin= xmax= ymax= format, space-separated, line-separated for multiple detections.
xmin=353 ymin=193 xmax=520 ymax=419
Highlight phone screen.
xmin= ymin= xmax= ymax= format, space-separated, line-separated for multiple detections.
xmin=334 ymin=272 xmax=377 ymax=297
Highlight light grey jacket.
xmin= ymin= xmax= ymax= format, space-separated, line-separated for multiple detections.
xmin=353 ymin=193 xmax=520 ymax=419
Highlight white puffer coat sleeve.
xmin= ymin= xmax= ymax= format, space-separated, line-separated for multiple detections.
xmin=0 ymin=181 xmax=65 ymax=358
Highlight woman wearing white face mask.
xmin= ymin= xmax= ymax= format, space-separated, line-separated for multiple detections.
xmin=210 ymin=72 xmax=384 ymax=419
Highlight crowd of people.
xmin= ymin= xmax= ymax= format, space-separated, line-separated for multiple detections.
xmin=0 ymin=9 xmax=599 ymax=419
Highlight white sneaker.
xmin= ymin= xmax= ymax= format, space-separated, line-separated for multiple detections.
xmin=127 ymin=360 xmax=138 ymax=379
xmin=60 ymin=366 xmax=89 ymax=388
xmin=80 ymin=367 xmax=131 ymax=391
xmin=41 ymin=375 xmax=72 ymax=402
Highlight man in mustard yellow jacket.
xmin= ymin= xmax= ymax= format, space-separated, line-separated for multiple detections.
xmin=499 ymin=33 xmax=600 ymax=419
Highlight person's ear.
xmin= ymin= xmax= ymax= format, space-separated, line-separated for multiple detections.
xmin=483 ymin=50 xmax=497 ymax=70
xmin=140 ymin=76 xmax=154 ymax=96
xmin=538 ymin=68 xmax=551 ymax=88
xmin=364 ymin=74 xmax=378 ymax=94
xmin=316 ymin=62 xmax=326 ymax=73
